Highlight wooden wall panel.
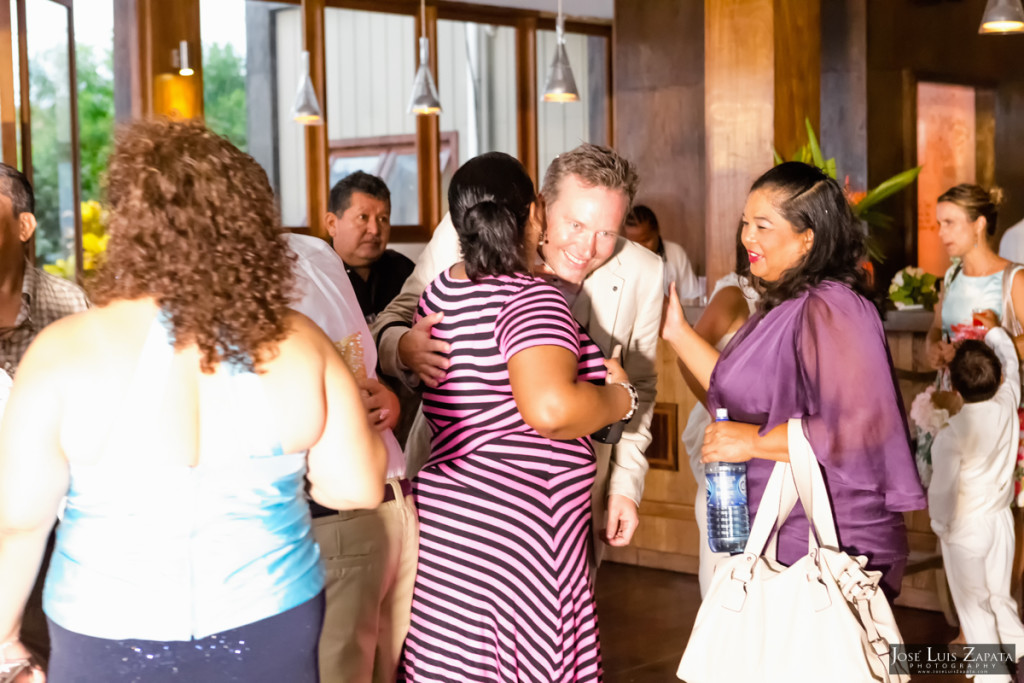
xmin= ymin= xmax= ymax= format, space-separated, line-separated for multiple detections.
xmin=773 ymin=0 xmax=820 ymax=159
xmin=996 ymin=82 xmax=1024 ymax=236
xmin=613 ymin=0 xmax=705 ymax=279
xmin=916 ymin=82 xmax=976 ymax=277
xmin=820 ymin=0 xmax=867 ymax=192
xmin=0 ymin=1 xmax=16 ymax=166
xmin=704 ymin=0 xmax=775 ymax=289
xmin=515 ymin=15 xmax=537 ymax=186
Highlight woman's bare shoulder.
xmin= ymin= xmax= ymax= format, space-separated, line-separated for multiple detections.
xmin=263 ymin=311 xmax=332 ymax=371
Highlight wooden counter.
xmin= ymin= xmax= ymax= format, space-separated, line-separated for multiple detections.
xmin=606 ymin=306 xmax=946 ymax=612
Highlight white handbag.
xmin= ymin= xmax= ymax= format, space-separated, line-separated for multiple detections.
xmin=677 ymin=419 xmax=909 ymax=683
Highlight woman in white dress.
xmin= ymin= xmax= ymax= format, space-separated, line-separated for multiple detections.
xmin=678 ymin=228 xmax=758 ymax=596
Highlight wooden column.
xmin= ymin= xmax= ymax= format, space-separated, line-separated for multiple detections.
xmin=613 ymin=0 xmax=705 ymax=278
xmin=415 ymin=3 xmax=441 ymax=232
xmin=773 ymin=0 xmax=820 ymax=160
xmin=821 ymin=0 xmax=867 ymax=191
xmin=302 ymin=0 xmax=328 ymax=238
xmin=515 ymin=15 xmax=538 ymax=188
xmin=704 ymin=0 xmax=820 ymax=289
xmin=136 ymin=0 xmax=203 ymax=119
xmin=113 ymin=0 xmax=145 ymax=122
xmin=0 ymin=1 xmax=16 ymax=166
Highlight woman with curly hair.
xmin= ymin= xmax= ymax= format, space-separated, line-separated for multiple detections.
xmin=663 ymin=162 xmax=925 ymax=599
xmin=0 ymin=119 xmax=386 ymax=683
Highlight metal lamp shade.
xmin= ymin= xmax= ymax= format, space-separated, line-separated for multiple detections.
xmin=979 ymin=0 xmax=1024 ymax=34
xmin=291 ymin=51 xmax=323 ymax=125
xmin=543 ymin=41 xmax=579 ymax=103
xmin=408 ymin=37 xmax=441 ymax=115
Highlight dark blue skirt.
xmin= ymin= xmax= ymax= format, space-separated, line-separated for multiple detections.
xmin=46 ymin=592 xmax=324 ymax=683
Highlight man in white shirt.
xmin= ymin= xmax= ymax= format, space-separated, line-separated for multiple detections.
xmin=624 ymin=204 xmax=702 ymax=300
xmin=371 ymin=144 xmax=664 ymax=567
xmin=285 ymin=233 xmax=415 ymax=683
xmin=999 ymin=216 xmax=1024 ymax=264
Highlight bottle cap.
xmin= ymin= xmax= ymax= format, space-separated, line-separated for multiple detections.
xmin=715 ymin=408 xmax=728 ymax=421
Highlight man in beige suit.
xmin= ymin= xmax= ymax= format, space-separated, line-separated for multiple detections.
xmin=372 ymin=143 xmax=663 ymax=562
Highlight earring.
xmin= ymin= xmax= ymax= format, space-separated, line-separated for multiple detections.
xmin=538 ymin=229 xmax=548 ymax=246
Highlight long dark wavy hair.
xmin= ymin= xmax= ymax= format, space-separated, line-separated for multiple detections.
xmin=90 ymin=118 xmax=295 ymax=373
xmin=448 ymin=152 xmax=536 ymax=281
xmin=749 ymin=162 xmax=873 ymax=312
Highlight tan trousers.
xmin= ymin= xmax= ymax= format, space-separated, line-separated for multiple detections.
xmin=313 ymin=478 xmax=419 ymax=683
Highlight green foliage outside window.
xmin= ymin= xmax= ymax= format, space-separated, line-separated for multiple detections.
xmin=31 ymin=41 xmax=246 ymax=279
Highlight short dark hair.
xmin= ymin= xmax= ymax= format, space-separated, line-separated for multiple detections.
xmin=327 ymin=171 xmax=390 ymax=215
xmin=750 ymin=162 xmax=872 ymax=312
xmin=950 ymin=339 xmax=1002 ymax=403
xmin=448 ymin=152 xmax=535 ymax=281
xmin=0 ymin=163 xmax=34 ymax=216
xmin=626 ymin=204 xmax=659 ymax=232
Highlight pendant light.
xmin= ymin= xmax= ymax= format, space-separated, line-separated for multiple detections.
xmin=408 ymin=0 xmax=442 ymax=115
xmin=291 ymin=50 xmax=323 ymax=125
xmin=175 ymin=40 xmax=193 ymax=77
xmin=542 ymin=0 xmax=579 ymax=103
xmin=979 ymin=0 xmax=1024 ymax=34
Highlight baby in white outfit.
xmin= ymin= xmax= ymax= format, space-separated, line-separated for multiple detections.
xmin=930 ymin=325 xmax=1024 ymax=681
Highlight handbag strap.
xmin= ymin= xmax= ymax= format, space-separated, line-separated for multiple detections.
xmin=1001 ymin=263 xmax=1024 ymax=337
xmin=745 ymin=419 xmax=840 ymax=556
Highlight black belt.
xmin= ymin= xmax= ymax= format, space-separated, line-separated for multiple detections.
xmin=310 ymin=478 xmax=412 ymax=518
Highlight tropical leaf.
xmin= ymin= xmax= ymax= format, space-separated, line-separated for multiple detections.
xmin=772 ymin=147 xmax=785 ymax=166
xmin=866 ymin=235 xmax=886 ymax=262
xmin=804 ymin=118 xmax=827 ymax=170
xmin=857 ymin=166 xmax=923 ymax=212
xmin=823 ymin=158 xmax=837 ymax=180
xmin=856 ymin=208 xmax=894 ymax=230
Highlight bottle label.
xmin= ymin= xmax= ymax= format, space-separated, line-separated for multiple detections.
xmin=707 ymin=470 xmax=748 ymax=507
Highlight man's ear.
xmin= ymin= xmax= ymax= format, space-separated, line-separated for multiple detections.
xmin=323 ymin=211 xmax=337 ymax=239
xmin=18 ymin=212 xmax=36 ymax=243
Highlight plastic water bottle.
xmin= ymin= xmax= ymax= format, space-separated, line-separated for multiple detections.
xmin=706 ymin=408 xmax=750 ymax=554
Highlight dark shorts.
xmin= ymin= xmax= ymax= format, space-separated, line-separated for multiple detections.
xmin=46 ymin=592 xmax=324 ymax=683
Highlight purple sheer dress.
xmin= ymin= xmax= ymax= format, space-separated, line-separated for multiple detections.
xmin=706 ymin=280 xmax=926 ymax=597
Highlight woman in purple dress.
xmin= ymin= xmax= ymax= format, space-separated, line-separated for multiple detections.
xmin=663 ymin=162 xmax=926 ymax=598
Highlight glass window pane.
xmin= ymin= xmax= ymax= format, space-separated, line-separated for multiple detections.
xmin=437 ymin=19 xmax=516 ymax=215
xmin=74 ymin=0 xmax=115 ymax=276
xmin=201 ymin=0 xmax=307 ymax=226
xmin=27 ymin=0 xmax=75 ymax=274
xmin=324 ymin=8 xmax=416 ymax=222
xmin=73 ymin=1 xmax=114 ymax=206
xmin=537 ymin=30 xmax=608 ymax=180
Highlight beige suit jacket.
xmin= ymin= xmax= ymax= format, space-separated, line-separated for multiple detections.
xmin=371 ymin=213 xmax=664 ymax=506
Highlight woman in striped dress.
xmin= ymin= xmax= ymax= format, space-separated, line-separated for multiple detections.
xmin=397 ymin=153 xmax=637 ymax=682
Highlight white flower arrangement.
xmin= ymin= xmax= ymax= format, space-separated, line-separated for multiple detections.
xmin=888 ymin=266 xmax=938 ymax=311
xmin=909 ymin=385 xmax=950 ymax=438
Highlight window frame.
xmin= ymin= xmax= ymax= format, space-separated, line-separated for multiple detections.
xmin=222 ymin=0 xmax=612 ymax=241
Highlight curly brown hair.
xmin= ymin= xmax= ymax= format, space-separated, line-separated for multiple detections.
xmin=90 ymin=118 xmax=296 ymax=373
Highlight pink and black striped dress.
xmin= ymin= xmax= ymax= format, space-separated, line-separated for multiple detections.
xmin=398 ymin=269 xmax=606 ymax=682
